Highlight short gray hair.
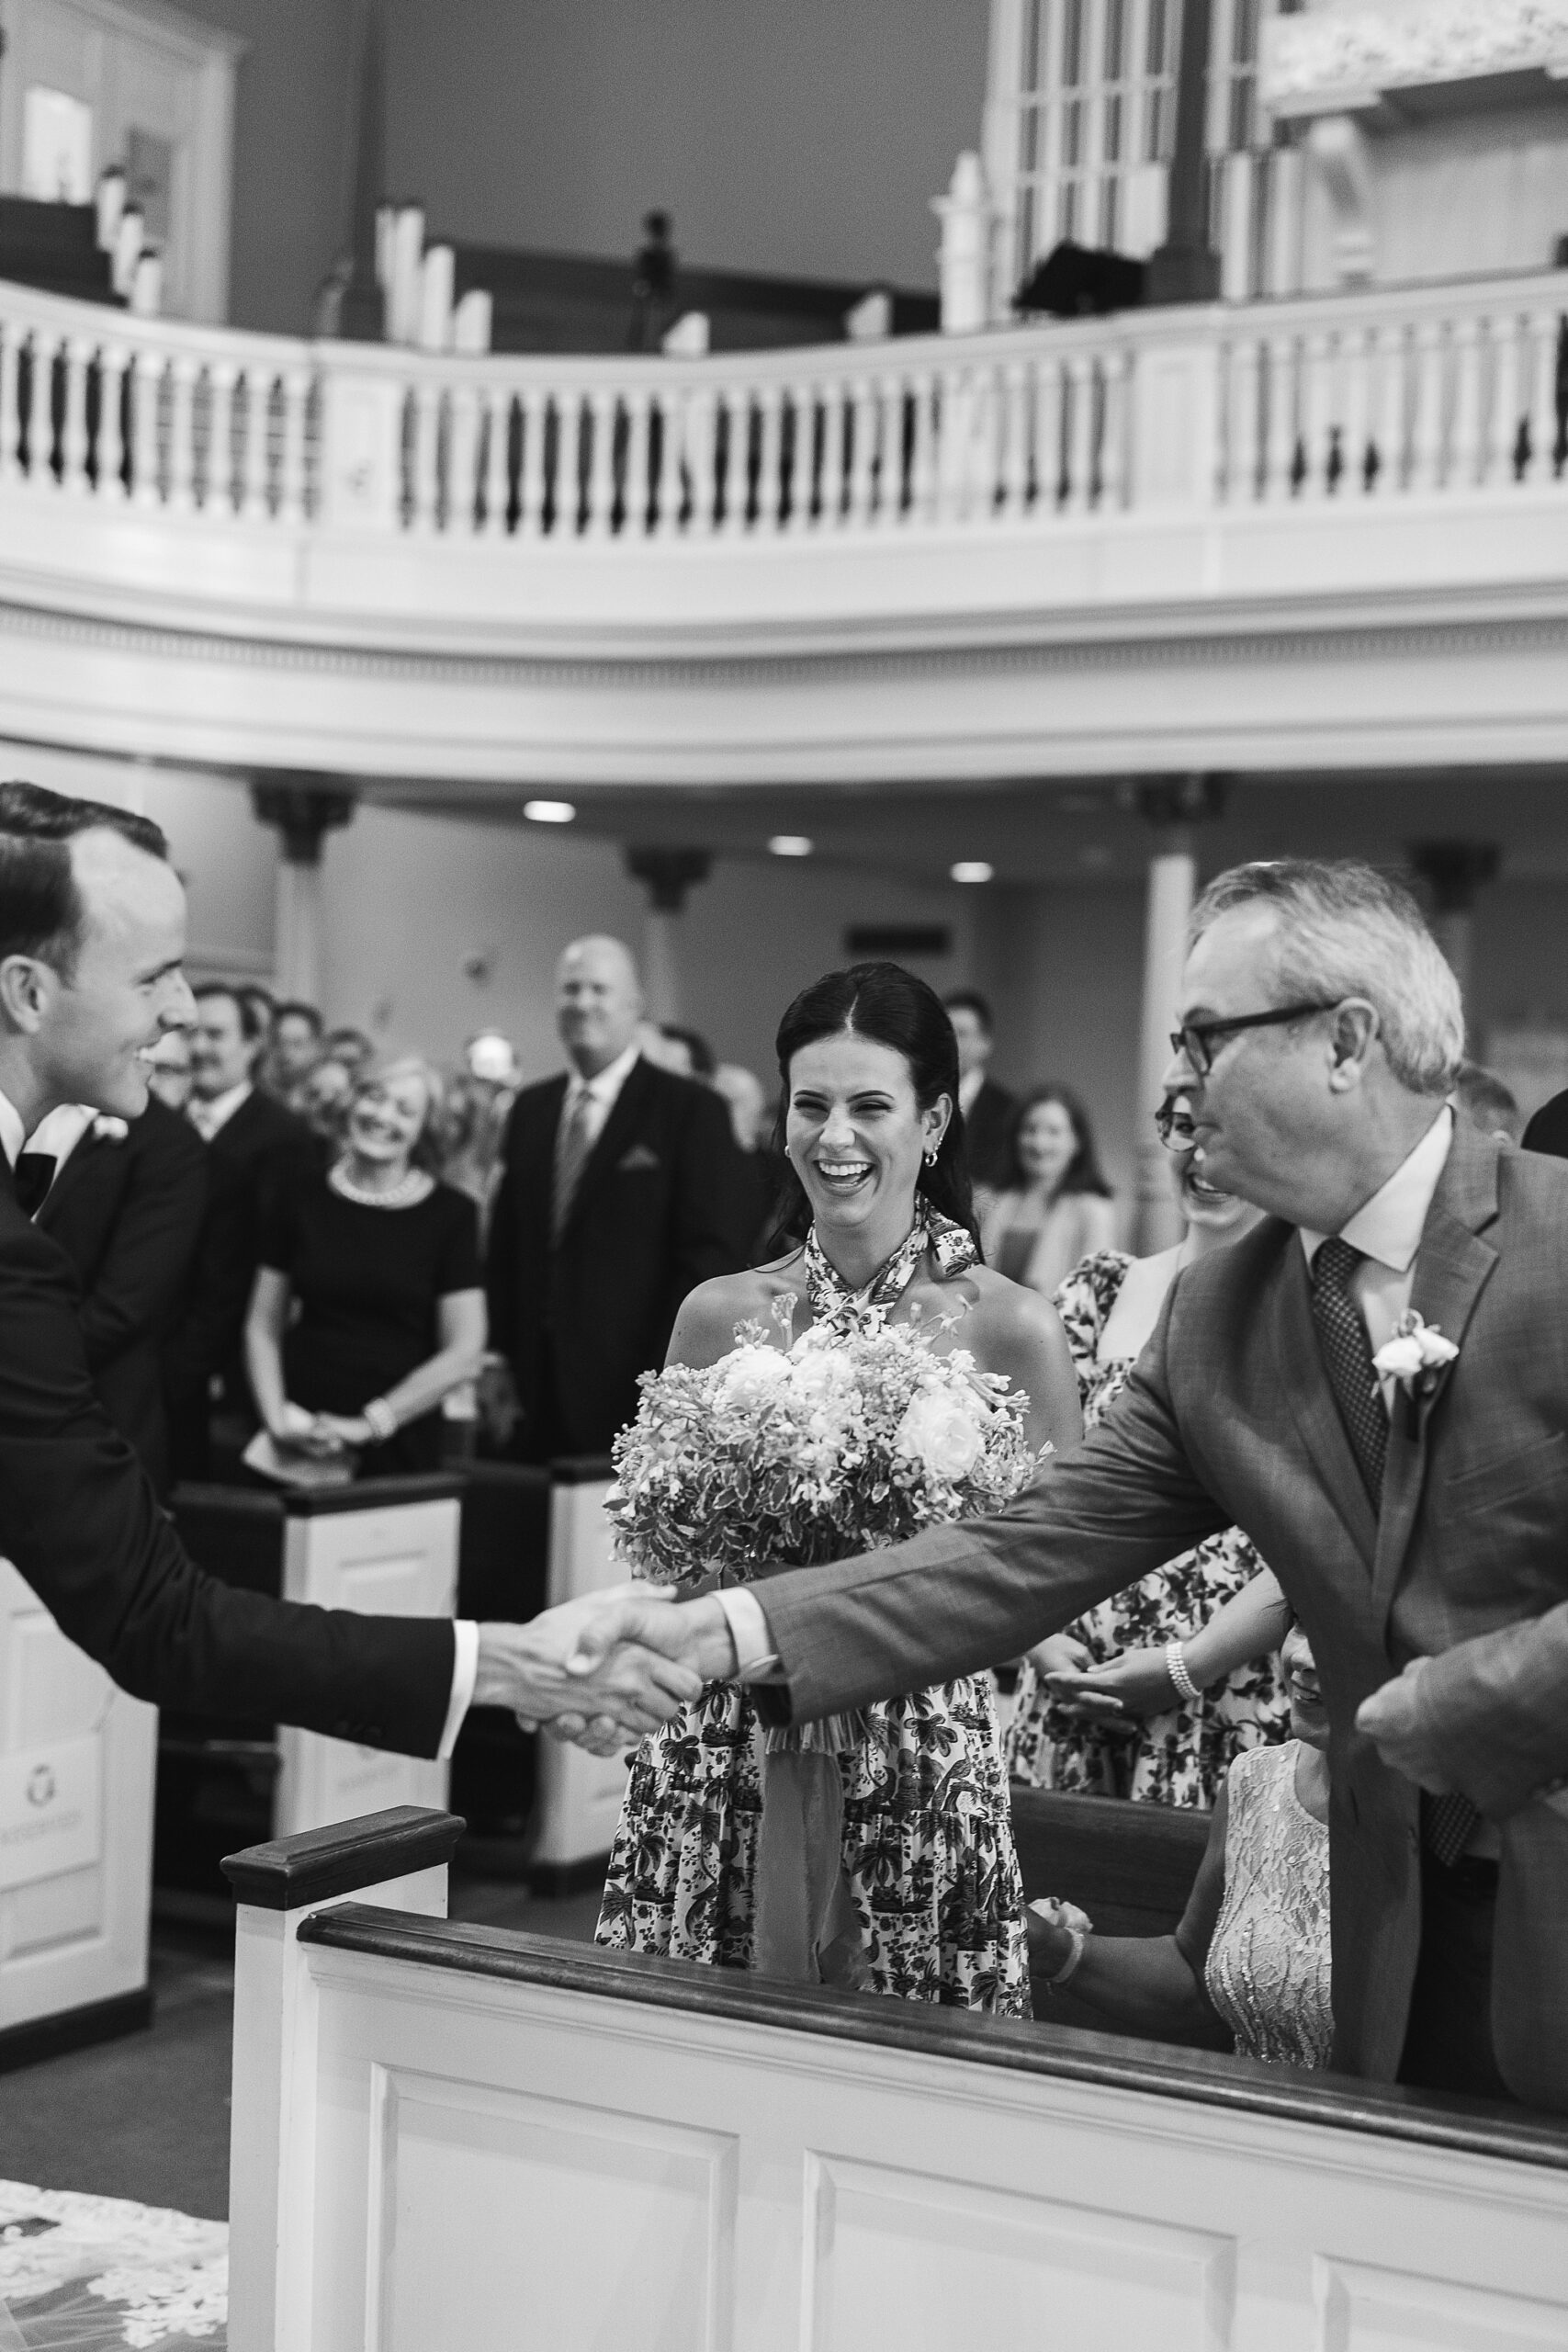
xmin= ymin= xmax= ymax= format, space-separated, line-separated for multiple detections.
xmin=1189 ymin=860 xmax=1465 ymax=1095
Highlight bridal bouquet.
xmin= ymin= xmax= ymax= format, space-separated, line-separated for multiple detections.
xmin=607 ymin=1305 xmax=1041 ymax=1589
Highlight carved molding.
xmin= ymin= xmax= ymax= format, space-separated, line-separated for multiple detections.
xmin=1261 ymin=0 xmax=1568 ymax=113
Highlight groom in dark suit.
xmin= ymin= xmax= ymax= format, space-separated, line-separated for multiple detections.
xmin=0 ymin=782 xmax=702 ymax=1752
xmin=487 ymin=934 xmax=750 ymax=1460
xmin=605 ymin=861 xmax=1568 ymax=2109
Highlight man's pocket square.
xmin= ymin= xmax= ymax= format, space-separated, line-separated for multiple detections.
xmin=617 ymin=1144 xmax=660 ymax=1171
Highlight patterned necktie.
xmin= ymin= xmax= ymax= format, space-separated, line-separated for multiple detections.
xmin=552 ymin=1087 xmax=594 ymax=1239
xmin=1309 ymin=1237 xmax=1388 ymax=1507
xmin=1310 ymin=1237 xmax=1478 ymax=1866
xmin=13 ymin=1152 xmax=56 ymax=1217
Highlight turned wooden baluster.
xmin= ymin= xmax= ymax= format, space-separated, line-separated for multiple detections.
xmin=1064 ymin=352 xmax=1095 ymax=514
xmin=1031 ymin=354 xmax=1063 ymax=517
xmin=995 ymin=358 xmax=1029 ymax=521
xmin=514 ymin=389 xmax=544 ymax=535
xmin=407 ymin=375 xmax=440 ymax=529
xmin=1366 ymin=321 xmax=1402 ymax=494
xmin=582 ymin=387 xmax=614 ymax=536
xmin=131 ymin=348 xmax=164 ymax=507
xmin=0 ymin=327 xmax=18 ymax=488
xmin=1337 ymin=321 xmax=1371 ymax=496
xmin=1263 ymin=334 xmax=1297 ymax=503
xmin=206 ymin=357 xmax=235 ymax=513
xmin=1100 ymin=345 xmax=1131 ymax=512
xmin=1524 ymin=306 xmax=1562 ymax=485
xmin=816 ymin=379 xmax=844 ymax=526
xmin=902 ymin=369 xmax=934 ymax=525
xmin=753 ymin=380 xmax=783 ymax=532
xmin=58 ymin=335 xmax=92 ymax=492
xmin=621 ymin=384 xmax=650 ymax=535
xmin=479 ymin=386 xmax=510 ymax=534
xmin=1406 ymin=317 xmax=1446 ymax=494
xmin=841 ymin=375 xmax=873 ymax=526
xmin=1449 ymin=312 xmax=1483 ymax=491
xmin=1224 ymin=334 xmax=1260 ymax=503
xmin=239 ymin=369 xmax=271 ymax=520
xmin=276 ymin=364 xmax=310 ymax=523
xmin=164 ymin=353 xmax=197 ymax=512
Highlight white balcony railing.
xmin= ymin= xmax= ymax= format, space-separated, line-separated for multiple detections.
xmin=1 ymin=268 xmax=1563 ymax=549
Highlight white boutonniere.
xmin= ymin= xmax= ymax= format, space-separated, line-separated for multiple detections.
xmin=1372 ymin=1311 xmax=1458 ymax=1435
xmin=91 ymin=1115 xmax=130 ymax=1143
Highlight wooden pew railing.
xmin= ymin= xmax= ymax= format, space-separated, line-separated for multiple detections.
xmin=221 ymin=1805 xmax=1568 ymax=2352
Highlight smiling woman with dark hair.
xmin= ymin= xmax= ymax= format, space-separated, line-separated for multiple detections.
xmin=596 ymin=961 xmax=1082 ymax=2014
xmin=980 ymin=1081 xmax=1118 ymax=1301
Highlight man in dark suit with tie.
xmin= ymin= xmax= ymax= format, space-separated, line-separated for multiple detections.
xmin=26 ymin=1094 xmax=207 ymax=1496
xmin=487 ymin=934 xmax=750 ymax=1461
xmin=604 ymin=862 xmax=1568 ymax=2110
xmin=942 ymin=989 xmax=1016 ymax=1193
xmin=0 ymin=780 xmax=702 ymax=1754
xmin=165 ymin=982 xmax=316 ymax=1479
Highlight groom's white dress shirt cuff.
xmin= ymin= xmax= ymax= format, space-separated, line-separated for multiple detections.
xmin=715 ymin=1587 xmax=780 ymax=1677
xmin=439 ymin=1620 xmax=479 ymax=1758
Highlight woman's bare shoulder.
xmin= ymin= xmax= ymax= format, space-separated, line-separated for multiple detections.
xmin=956 ymin=1262 xmax=1065 ymax=1340
xmin=667 ymin=1259 xmax=804 ymax=1367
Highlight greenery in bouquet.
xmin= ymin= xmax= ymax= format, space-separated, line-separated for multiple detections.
xmin=607 ymin=1304 xmax=1042 ymax=1589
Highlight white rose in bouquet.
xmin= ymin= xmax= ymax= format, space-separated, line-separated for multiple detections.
xmin=716 ymin=1344 xmax=791 ymax=1408
xmin=895 ymin=1384 xmax=987 ymax=1482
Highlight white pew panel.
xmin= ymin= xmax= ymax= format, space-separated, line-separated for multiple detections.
xmin=528 ymin=1466 xmax=629 ymax=1876
xmin=0 ymin=1558 xmax=155 ymax=2048
xmin=223 ymin=1809 xmax=1568 ymax=2352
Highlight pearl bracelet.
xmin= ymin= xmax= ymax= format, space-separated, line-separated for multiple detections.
xmin=1165 ymin=1638 xmax=1201 ymax=1703
xmin=363 ymin=1396 xmax=399 ymax=1445
xmin=1047 ymin=1926 xmax=1087 ymax=1988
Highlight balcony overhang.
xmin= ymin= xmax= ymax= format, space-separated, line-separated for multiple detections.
xmin=1 ymin=271 xmax=1565 ymax=786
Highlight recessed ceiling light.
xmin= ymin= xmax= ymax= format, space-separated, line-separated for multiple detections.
xmin=769 ymin=834 xmax=813 ymax=857
xmin=951 ymin=860 xmax=994 ymax=884
xmin=524 ymin=798 xmax=576 ymax=824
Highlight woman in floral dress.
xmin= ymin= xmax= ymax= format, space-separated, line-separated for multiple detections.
xmin=1005 ymin=1100 xmax=1290 ymax=1808
xmin=597 ymin=962 xmax=1082 ymax=2014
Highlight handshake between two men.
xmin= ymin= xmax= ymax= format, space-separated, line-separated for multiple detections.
xmin=473 ymin=1585 xmax=732 ymax=1747
xmin=471 ymin=1580 xmax=1458 ymax=1797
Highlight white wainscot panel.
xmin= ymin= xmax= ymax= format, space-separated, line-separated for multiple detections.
xmin=1316 ymin=2256 xmax=1568 ymax=2352
xmin=365 ymin=2066 xmax=738 ymax=2352
xmin=804 ymin=2153 xmax=1235 ymax=2352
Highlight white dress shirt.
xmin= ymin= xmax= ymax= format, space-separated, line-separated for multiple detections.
xmin=560 ymin=1041 xmax=641 ymax=1150
xmin=720 ymin=1104 xmax=1464 ymax=1681
xmin=1300 ymin=1106 xmax=1454 ymax=1409
xmin=0 ymin=1086 xmax=477 ymax=1758
xmin=186 ymin=1079 xmax=253 ymax=1143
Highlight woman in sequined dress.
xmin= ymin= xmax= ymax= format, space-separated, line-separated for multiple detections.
xmin=1005 ymin=1097 xmax=1290 ymax=1807
xmin=597 ymin=963 xmax=1082 ymax=2016
xmin=1026 ymin=1620 xmax=1332 ymax=2070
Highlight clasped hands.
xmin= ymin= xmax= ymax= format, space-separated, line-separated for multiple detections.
xmin=473 ymin=1588 xmax=737 ymax=1755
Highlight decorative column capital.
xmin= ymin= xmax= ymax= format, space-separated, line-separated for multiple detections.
xmin=1407 ymin=839 xmax=1500 ymax=916
xmin=626 ymin=847 xmax=712 ymax=913
xmin=252 ymin=777 xmax=357 ymax=866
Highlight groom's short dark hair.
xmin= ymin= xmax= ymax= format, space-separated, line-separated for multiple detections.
xmin=0 ymin=780 xmax=169 ymax=976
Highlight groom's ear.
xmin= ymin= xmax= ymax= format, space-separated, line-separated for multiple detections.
xmin=1326 ymin=1000 xmax=1379 ymax=1087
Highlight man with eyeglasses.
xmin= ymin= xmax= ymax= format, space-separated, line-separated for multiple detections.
xmin=586 ymin=857 xmax=1568 ymax=2111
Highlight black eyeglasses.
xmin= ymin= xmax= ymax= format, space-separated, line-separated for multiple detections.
xmin=1169 ymin=1001 xmax=1340 ymax=1079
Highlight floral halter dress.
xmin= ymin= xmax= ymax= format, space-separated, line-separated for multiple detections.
xmin=596 ymin=1217 xmax=1032 ymax=2017
xmin=1005 ymin=1250 xmax=1288 ymax=1808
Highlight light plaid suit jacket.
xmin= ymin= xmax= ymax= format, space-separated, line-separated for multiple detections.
xmin=761 ymin=1119 xmax=1568 ymax=2103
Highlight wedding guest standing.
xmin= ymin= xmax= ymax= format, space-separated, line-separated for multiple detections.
xmin=942 ymin=989 xmax=1015 ymax=1193
xmin=597 ymin=962 xmax=1082 ymax=2012
xmin=165 ymin=984 xmax=315 ymax=1479
xmin=28 ymin=1097 xmax=207 ymax=1497
xmin=246 ymin=1057 xmax=485 ymax=1477
xmin=1007 ymin=1095 xmax=1288 ymax=1806
xmin=264 ymin=999 xmax=323 ymax=1100
xmin=486 ymin=935 xmax=750 ymax=1461
xmin=980 ymin=1083 xmax=1117 ymax=1298
xmin=1029 ymin=1622 xmax=1331 ymax=2069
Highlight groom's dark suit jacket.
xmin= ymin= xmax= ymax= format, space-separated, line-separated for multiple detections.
xmin=36 ymin=1101 xmax=207 ymax=1497
xmin=756 ymin=1121 xmax=1568 ymax=2106
xmin=0 ymin=1148 xmax=454 ymax=1751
